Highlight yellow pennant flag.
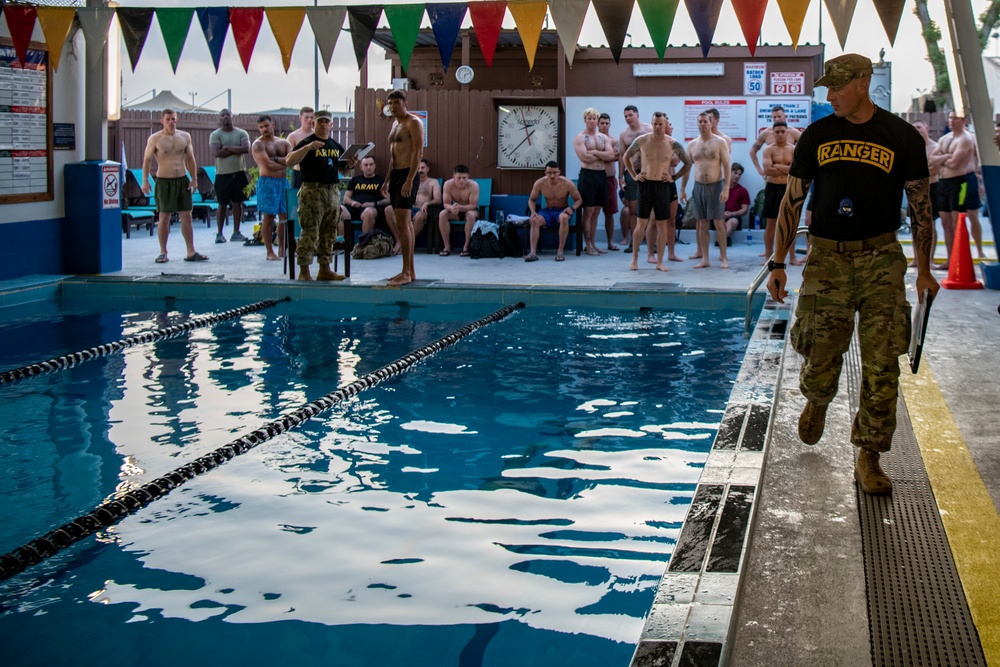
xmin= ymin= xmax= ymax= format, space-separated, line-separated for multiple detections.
xmin=508 ymin=1 xmax=548 ymax=70
xmin=267 ymin=7 xmax=306 ymax=72
xmin=36 ymin=7 xmax=77 ymax=72
xmin=775 ymin=0 xmax=811 ymax=49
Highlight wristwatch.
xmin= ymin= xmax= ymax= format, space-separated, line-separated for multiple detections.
xmin=767 ymin=260 xmax=786 ymax=271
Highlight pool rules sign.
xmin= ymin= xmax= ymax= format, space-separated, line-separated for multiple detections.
xmin=102 ymin=163 xmax=120 ymax=209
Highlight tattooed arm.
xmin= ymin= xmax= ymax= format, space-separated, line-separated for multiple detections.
xmin=905 ymin=177 xmax=941 ymax=302
xmin=766 ymin=175 xmax=810 ymax=303
xmin=672 ymin=141 xmax=692 ymax=182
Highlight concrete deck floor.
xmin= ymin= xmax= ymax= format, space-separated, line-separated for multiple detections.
xmin=111 ymin=217 xmax=1000 ymax=665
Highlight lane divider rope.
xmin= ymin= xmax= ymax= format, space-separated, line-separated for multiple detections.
xmin=0 ymin=302 xmax=525 ymax=582
xmin=0 ymin=297 xmax=292 ymax=387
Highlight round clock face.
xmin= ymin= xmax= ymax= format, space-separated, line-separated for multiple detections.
xmin=497 ymin=105 xmax=559 ymax=170
xmin=455 ymin=65 xmax=474 ymax=85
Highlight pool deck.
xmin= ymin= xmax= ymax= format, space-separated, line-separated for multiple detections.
xmin=18 ymin=219 xmax=1000 ymax=664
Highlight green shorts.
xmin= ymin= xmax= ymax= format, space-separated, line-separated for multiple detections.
xmin=154 ymin=176 xmax=193 ymax=213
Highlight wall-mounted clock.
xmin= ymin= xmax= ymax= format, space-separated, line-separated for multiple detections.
xmin=497 ymin=104 xmax=560 ymax=170
xmin=455 ymin=65 xmax=474 ymax=85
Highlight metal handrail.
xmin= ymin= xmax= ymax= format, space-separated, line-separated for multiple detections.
xmin=744 ymin=226 xmax=810 ymax=338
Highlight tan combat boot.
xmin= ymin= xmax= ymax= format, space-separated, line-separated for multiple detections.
xmin=855 ymin=448 xmax=893 ymax=495
xmin=297 ymin=265 xmax=313 ymax=281
xmin=316 ymin=263 xmax=346 ymax=281
xmin=798 ymin=401 xmax=828 ymax=445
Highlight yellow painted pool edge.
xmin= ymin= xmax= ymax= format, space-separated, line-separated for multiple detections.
xmin=900 ymin=362 xmax=1000 ymax=664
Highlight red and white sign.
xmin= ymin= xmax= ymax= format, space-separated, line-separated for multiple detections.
xmin=770 ymin=72 xmax=805 ymax=96
xmin=102 ymin=163 xmax=120 ymax=209
xmin=682 ymin=99 xmax=748 ymax=142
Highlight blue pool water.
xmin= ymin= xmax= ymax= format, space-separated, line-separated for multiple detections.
xmin=0 ymin=300 xmax=747 ymax=666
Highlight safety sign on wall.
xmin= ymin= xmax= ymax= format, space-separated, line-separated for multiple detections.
xmin=102 ymin=163 xmax=120 ymax=209
xmin=744 ymin=63 xmax=767 ymax=96
xmin=770 ymin=72 xmax=805 ymax=96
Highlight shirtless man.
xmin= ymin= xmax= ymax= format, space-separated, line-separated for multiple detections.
xmin=285 ymin=106 xmax=314 ymax=190
xmin=437 ymin=165 xmax=480 ymax=256
xmin=410 ymin=159 xmax=441 ymax=240
xmin=598 ymin=113 xmax=621 ymax=251
xmin=910 ymin=120 xmax=941 ymax=267
xmin=749 ymin=105 xmax=802 ymax=177
xmin=250 ymin=114 xmax=291 ymax=261
xmin=574 ymin=108 xmax=617 ymax=255
xmin=141 ymin=108 xmax=206 ymax=263
xmin=382 ymin=88 xmax=424 ymax=285
xmin=680 ymin=112 xmax=731 ymax=269
xmin=762 ymin=122 xmax=799 ymax=264
xmin=623 ymin=111 xmax=691 ymax=272
xmin=619 ymin=105 xmax=653 ymax=253
xmin=524 ymin=161 xmax=583 ymax=262
xmin=931 ymin=111 xmax=980 ymax=267
xmin=707 ymin=108 xmax=732 ymax=150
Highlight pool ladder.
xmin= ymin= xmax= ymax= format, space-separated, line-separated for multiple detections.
xmin=744 ymin=226 xmax=809 ymax=338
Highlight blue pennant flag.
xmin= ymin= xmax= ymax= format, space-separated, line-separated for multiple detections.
xmin=427 ymin=3 xmax=467 ymax=73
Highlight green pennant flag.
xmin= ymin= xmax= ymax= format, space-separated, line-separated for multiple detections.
xmin=637 ymin=0 xmax=680 ymax=60
xmin=156 ymin=7 xmax=195 ymax=74
xmin=384 ymin=5 xmax=424 ymax=74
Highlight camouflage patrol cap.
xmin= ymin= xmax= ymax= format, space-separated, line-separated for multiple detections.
xmin=314 ymin=110 xmax=333 ymax=120
xmin=814 ymin=54 xmax=873 ymax=88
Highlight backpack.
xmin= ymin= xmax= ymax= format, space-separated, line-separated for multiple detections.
xmin=469 ymin=228 xmax=504 ymax=259
xmin=499 ymin=219 xmax=523 ymax=258
xmin=352 ymin=228 xmax=395 ymax=259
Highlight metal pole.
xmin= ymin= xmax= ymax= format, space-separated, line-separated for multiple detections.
xmin=314 ymin=0 xmax=320 ymax=110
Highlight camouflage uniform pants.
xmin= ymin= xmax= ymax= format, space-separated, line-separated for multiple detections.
xmin=297 ymin=183 xmax=341 ymax=267
xmin=790 ymin=238 xmax=911 ymax=452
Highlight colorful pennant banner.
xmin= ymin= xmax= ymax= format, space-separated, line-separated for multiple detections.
xmin=347 ymin=6 xmax=383 ymax=70
xmin=306 ymin=6 xmax=347 ymax=72
xmin=267 ymin=8 xmax=307 ymax=73
xmin=157 ymin=7 xmax=196 ymax=74
xmin=547 ymin=0 xmax=589 ymax=68
xmin=427 ymin=3 xmax=466 ymax=73
xmin=592 ymin=0 xmax=634 ymax=65
xmin=685 ymin=0 xmax=725 ymax=57
xmin=507 ymin=1 xmax=547 ymax=71
xmin=118 ymin=7 xmax=155 ymax=71
xmin=731 ymin=0 xmax=768 ymax=56
xmin=385 ymin=4 xmax=425 ymax=73
xmin=36 ymin=7 xmax=76 ymax=72
xmin=468 ymin=1 xmax=506 ymax=67
xmin=230 ymin=8 xmax=265 ymax=73
xmin=197 ymin=7 xmax=231 ymax=73
xmin=776 ymin=0 xmax=811 ymax=49
xmin=3 ymin=5 xmax=37 ymax=66
xmin=637 ymin=0 xmax=681 ymax=60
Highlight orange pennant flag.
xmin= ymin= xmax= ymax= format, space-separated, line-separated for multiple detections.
xmin=731 ymin=0 xmax=768 ymax=55
xmin=508 ymin=1 xmax=548 ymax=71
xmin=775 ymin=0 xmax=811 ymax=49
xmin=267 ymin=7 xmax=306 ymax=72
xmin=36 ymin=7 xmax=78 ymax=72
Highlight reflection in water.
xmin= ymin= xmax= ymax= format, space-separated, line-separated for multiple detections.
xmin=0 ymin=305 xmax=746 ymax=665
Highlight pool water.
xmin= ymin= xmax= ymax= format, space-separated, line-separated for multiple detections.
xmin=0 ymin=301 xmax=747 ymax=666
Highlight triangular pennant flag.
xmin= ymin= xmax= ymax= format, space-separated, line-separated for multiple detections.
xmin=469 ymin=1 xmax=505 ymax=67
xmin=636 ymin=0 xmax=679 ymax=60
xmin=823 ymin=0 xmax=857 ymax=48
xmin=731 ymin=0 xmax=768 ymax=56
xmin=872 ymin=0 xmax=905 ymax=46
xmin=548 ymin=0 xmax=589 ymax=67
xmin=385 ymin=5 xmax=424 ymax=74
xmin=3 ymin=5 xmax=37 ymax=66
xmin=230 ymin=8 xmax=264 ymax=73
xmin=76 ymin=6 xmax=116 ymax=68
xmin=267 ymin=8 xmax=306 ymax=73
xmin=116 ymin=7 xmax=155 ymax=71
xmin=507 ymin=1 xmax=547 ymax=71
xmin=775 ymin=0 xmax=810 ymax=48
xmin=156 ymin=8 xmax=195 ymax=73
xmin=427 ymin=4 xmax=467 ymax=73
xmin=683 ymin=0 xmax=724 ymax=57
xmin=36 ymin=7 xmax=77 ymax=72
xmin=306 ymin=6 xmax=346 ymax=71
xmin=591 ymin=0 xmax=634 ymax=64
xmin=347 ymin=6 xmax=382 ymax=70
xmin=196 ymin=7 xmax=230 ymax=73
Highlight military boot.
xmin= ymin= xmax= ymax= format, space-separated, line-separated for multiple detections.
xmin=798 ymin=401 xmax=828 ymax=445
xmin=855 ymin=449 xmax=893 ymax=495
xmin=316 ymin=263 xmax=346 ymax=281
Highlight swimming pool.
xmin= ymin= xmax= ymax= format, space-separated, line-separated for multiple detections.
xmin=0 ymin=297 xmax=750 ymax=666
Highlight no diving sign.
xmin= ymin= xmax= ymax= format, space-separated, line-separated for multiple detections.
xmin=102 ymin=164 xmax=120 ymax=209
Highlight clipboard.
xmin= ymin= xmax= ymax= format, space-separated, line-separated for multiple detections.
xmin=339 ymin=142 xmax=375 ymax=163
xmin=907 ymin=289 xmax=933 ymax=374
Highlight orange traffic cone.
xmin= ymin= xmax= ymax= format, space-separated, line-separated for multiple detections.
xmin=941 ymin=213 xmax=983 ymax=289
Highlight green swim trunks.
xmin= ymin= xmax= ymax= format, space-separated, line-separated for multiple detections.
xmin=154 ymin=176 xmax=193 ymax=213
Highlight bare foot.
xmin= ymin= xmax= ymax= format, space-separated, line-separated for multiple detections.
xmin=585 ymin=248 xmax=601 ymax=256
xmin=596 ymin=247 xmax=607 ymax=254
xmin=693 ymin=260 xmax=710 ymax=269
xmin=629 ymin=260 xmax=638 ymax=271
xmin=720 ymin=260 xmax=729 ymax=269
xmin=668 ymin=254 xmax=683 ymax=262
xmin=789 ymin=257 xmax=806 ymax=266
xmin=689 ymin=253 xmax=702 ymax=260
xmin=758 ymin=252 xmax=768 ymax=257
xmin=387 ymin=273 xmax=413 ymax=286
xmin=647 ymin=255 xmax=657 ymax=264
xmin=656 ymin=263 xmax=669 ymax=272
xmin=907 ymin=260 xmax=918 ymax=268
xmin=607 ymin=244 xmax=620 ymax=251
xmin=392 ymin=244 xmax=402 ymax=256
xmin=266 ymin=252 xmax=280 ymax=261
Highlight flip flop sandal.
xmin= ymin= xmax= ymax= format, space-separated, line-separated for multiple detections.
xmin=155 ymin=254 xmax=168 ymax=264
xmin=184 ymin=253 xmax=209 ymax=262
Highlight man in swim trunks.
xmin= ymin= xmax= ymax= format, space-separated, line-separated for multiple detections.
xmin=707 ymin=107 xmax=732 ymax=150
xmin=619 ymin=105 xmax=653 ymax=253
xmin=141 ymin=108 xmax=206 ymax=264
xmin=750 ymin=105 xmax=802 ymax=177
xmin=410 ymin=159 xmax=441 ymax=241
xmin=931 ymin=111 xmax=985 ymax=267
xmin=598 ymin=113 xmax=621 ymax=251
xmin=381 ymin=89 xmax=423 ymax=285
xmin=209 ymin=108 xmax=251 ymax=244
xmin=762 ymin=122 xmax=798 ymax=265
xmin=250 ymin=114 xmax=291 ymax=261
xmin=285 ymin=106 xmax=314 ymax=190
xmin=525 ymin=162 xmax=583 ymax=262
xmin=622 ymin=111 xmax=691 ymax=272
xmin=437 ymin=165 xmax=480 ymax=257
xmin=680 ymin=112 xmax=731 ymax=269
xmin=573 ymin=108 xmax=616 ymax=255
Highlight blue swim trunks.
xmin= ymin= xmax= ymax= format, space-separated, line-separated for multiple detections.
xmin=256 ymin=175 xmax=288 ymax=216
xmin=537 ymin=207 xmax=565 ymax=227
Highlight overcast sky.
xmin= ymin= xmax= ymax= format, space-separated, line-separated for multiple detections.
xmin=117 ymin=0 xmax=990 ymax=115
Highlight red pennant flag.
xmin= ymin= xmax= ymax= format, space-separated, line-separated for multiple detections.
xmin=469 ymin=1 xmax=506 ymax=67
xmin=230 ymin=7 xmax=265 ymax=73
xmin=731 ymin=0 xmax=768 ymax=55
xmin=3 ymin=5 xmax=38 ymax=66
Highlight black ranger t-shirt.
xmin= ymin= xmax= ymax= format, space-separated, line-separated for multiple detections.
xmin=294 ymin=134 xmax=345 ymax=185
xmin=346 ymin=174 xmax=383 ymax=204
xmin=789 ymin=106 xmax=929 ymax=241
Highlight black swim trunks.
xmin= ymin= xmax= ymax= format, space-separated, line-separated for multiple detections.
xmin=578 ymin=168 xmax=608 ymax=208
xmin=389 ymin=168 xmax=420 ymax=209
xmin=637 ymin=180 xmax=673 ymax=220
xmin=763 ymin=182 xmax=787 ymax=220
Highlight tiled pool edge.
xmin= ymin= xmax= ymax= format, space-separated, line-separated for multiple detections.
xmin=630 ymin=297 xmax=791 ymax=667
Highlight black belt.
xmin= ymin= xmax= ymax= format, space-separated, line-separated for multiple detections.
xmin=808 ymin=231 xmax=897 ymax=253
xmin=301 ymin=182 xmax=337 ymax=189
